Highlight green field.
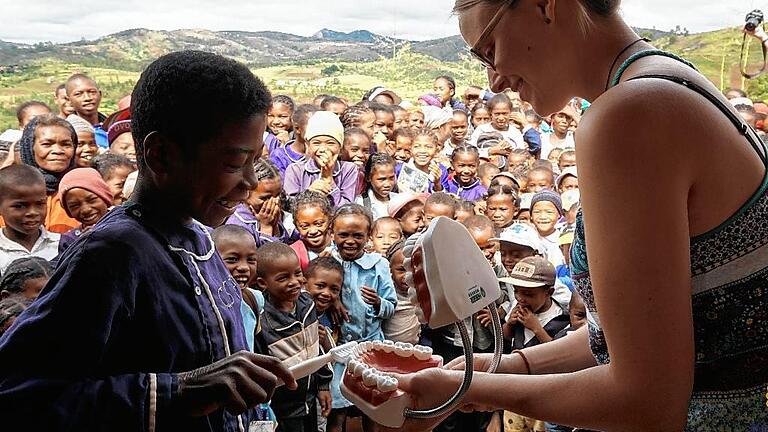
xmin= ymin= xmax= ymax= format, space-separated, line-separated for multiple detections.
xmin=3 ymin=27 xmax=768 ymax=131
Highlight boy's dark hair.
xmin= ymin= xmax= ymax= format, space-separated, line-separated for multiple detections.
xmin=425 ymin=192 xmax=458 ymax=212
xmin=456 ymin=199 xmax=475 ymax=214
xmin=320 ymin=96 xmax=345 ymax=109
xmin=0 ymin=165 xmax=45 ymax=200
xmin=453 ymin=109 xmax=469 ymax=120
xmin=55 ymin=83 xmax=66 ymax=94
xmin=385 ymin=238 xmax=405 ymax=261
xmin=559 ymin=149 xmax=576 ymax=161
xmin=131 ymin=51 xmax=271 ymax=171
xmin=331 ymin=203 xmax=373 ymax=233
xmin=211 ymin=224 xmax=255 ymax=246
xmin=724 ymin=87 xmax=747 ymax=98
xmin=255 ymin=242 xmax=299 ymax=278
xmin=305 ymin=256 xmax=343 ymax=279
xmin=528 ymin=165 xmax=554 ymax=183
xmin=411 ymin=127 xmax=439 ymax=145
xmin=344 ymin=127 xmax=371 ymax=144
xmin=487 ymin=93 xmax=512 ymax=111
xmin=735 ymin=104 xmax=758 ymax=116
xmin=0 ymin=257 xmax=52 ymax=294
xmin=16 ymin=101 xmax=51 ymax=124
xmin=372 ymin=217 xmax=402 ymax=234
xmin=292 ymin=104 xmax=320 ymax=130
xmin=368 ymin=102 xmax=394 ymax=116
xmin=478 ymin=162 xmax=501 ymax=178
xmin=91 ymin=153 xmax=134 ymax=179
xmin=291 ymin=190 xmax=333 ymax=220
xmin=462 ymin=214 xmax=494 ymax=233
xmin=391 ymin=105 xmax=406 ymax=115
xmin=392 ymin=127 xmax=414 ymax=141
xmin=65 ymin=73 xmax=98 ymax=93
xmin=471 ymin=102 xmax=489 ymax=117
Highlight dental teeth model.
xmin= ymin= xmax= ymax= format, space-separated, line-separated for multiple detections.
xmin=341 ymin=217 xmax=503 ymax=429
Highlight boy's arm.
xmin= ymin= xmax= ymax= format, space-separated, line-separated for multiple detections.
xmin=282 ymin=164 xmax=302 ymax=197
xmin=374 ymin=260 xmax=397 ymax=320
xmin=335 ymin=163 xmax=360 ymax=206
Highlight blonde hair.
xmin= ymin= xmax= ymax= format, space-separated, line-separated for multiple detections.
xmin=453 ymin=0 xmax=620 ymax=18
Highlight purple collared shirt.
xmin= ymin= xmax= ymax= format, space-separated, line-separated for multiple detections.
xmin=284 ymin=159 xmax=359 ymax=207
xmin=270 ymin=140 xmax=305 ymax=178
xmin=225 ymin=204 xmax=299 ymax=246
xmin=443 ymin=178 xmax=488 ymax=202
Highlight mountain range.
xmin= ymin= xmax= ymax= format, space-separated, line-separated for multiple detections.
xmin=0 ymin=27 xmax=670 ymax=70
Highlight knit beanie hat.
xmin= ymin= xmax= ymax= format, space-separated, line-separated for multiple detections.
xmin=530 ymin=189 xmax=563 ymax=215
xmin=304 ymin=111 xmax=344 ymax=145
xmin=58 ymin=168 xmax=114 ymax=217
xmin=103 ymin=108 xmax=132 ymax=145
xmin=65 ymin=114 xmax=94 ymax=135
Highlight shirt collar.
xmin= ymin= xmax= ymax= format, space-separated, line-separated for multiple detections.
xmin=233 ymin=204 xmax=258 ymax=224
xmin=332 ymin=248 xmax=380 ymax=270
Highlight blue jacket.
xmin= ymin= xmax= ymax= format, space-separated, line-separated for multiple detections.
xmin=0 ymin=203 xmax=255 ymax=432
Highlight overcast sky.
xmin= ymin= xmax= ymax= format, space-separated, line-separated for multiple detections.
xmin=0 ymin=0 xmax=760 ymax=44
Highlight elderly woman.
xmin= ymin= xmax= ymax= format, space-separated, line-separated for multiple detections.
xmin=17 ymin=113 xmax=79 ymax=233
xmin=395 ymin=1 xmax=768 ymax=431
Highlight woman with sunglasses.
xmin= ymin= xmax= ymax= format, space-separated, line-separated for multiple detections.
xmin=395 ymin=1 xmax=768 ymax=431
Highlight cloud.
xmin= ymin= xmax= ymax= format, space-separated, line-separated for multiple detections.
xmin=0 ymin=0 xmax=759 ymax=44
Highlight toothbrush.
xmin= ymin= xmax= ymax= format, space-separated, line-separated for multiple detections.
xmin=278 ymin=341 xmax=358 ymax=385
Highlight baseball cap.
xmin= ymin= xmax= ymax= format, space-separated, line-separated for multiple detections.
xmin=388 ymin=193 xmax=428 ymax=218
xmin=499 ymin=255 xmax=556 ymax=288
xmin=556 ymin=166 xmax=578 ymax=189
xmin=491 ymin=223 xmax=544 ymax=255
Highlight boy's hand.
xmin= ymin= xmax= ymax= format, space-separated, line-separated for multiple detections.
xmin=361 ymin=285 xmax=382 ymax=312
xmin=476 ymin=309 xmax=492 ymax=328
xmin=275 ymin=130 xmax=290 ymax=145
xmin=428 ymin=162 xmax=443 ymax=189
xmin=474 ymin=200 xmax=487 ymax=215
xmin=373 ymin=132 xmax=388 ymax=153
xmin=173 ymin=351 xmax=296 ymax=416
xmin=309 ymin=178 xmax=333 ymax=195
xmin=517 ymin=306 xmax=542 ymax=331
xmin=256 ymin=197 xmax=280 ymax=233
xmin=318 ymin=326 xmax=332 ymax=352
xmin=385 ymin=140 xmax=396 ymax=156
xmin=318 ymin=390 xmax=332 ymax=417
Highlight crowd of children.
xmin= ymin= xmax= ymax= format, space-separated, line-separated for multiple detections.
xmin=1 ymin=63 xmax=763 ymax=432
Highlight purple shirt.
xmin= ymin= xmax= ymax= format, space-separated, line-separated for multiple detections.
xmin=269 ymin=140 xmax=305 ymax=178
xmin=226 ymin=204 xmax=299 ymax=246
xmin=58 ymin=226 xmax=84 ymax=255
xmin=443 ymin=178 xmax=488 ymax=202
xmin=264 ymin=132 xmax=281 ymax=155
xmin=284 ymin=159 xmax=359 ymax=207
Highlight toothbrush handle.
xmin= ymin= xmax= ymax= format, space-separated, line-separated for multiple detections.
xmin=289 ymin=352 xmax=333 ymax=380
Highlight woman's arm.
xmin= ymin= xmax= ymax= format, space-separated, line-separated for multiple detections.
xmin=399 ymin=85 xmax=695 ymax=431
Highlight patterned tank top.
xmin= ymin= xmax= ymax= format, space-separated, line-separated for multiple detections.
xmin=571 ymin=50 xmax=768 ymax=431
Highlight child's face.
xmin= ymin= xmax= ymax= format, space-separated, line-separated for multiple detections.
xmin=507 ymin=153 xmax=529 ymax=170
xmin=64 ymin=188 xmax=109 ymax=228
xmin=246 ymin=177 xmax=282 ymax=213
xmin=552 ymin=113 xmax=571 ymax=135
xmin=306 ymin=267 xmax=343 ymax=313
xmin=267 ymin=102 xmax=293 ymax=133
xmin=34 ymin=125 xmax=74 ymax=173
xmin=111 ymin=133 xmax=137 ymax=163
xmin=547 ymin=149 xmax=563 ymax=166
xmin=490 ymin=104 xmax=511 ymax=130
xmin=411 ymin=136 xmax=438 ymax=168
xmin=559 ymin=176 xmax=579 ymax=193
xmin=371 ymin=220 xmax=402 ymax=255
xmin=479 ymin=167 xmax=501 ymax=188
xmin=531 ymin=201 xmax=560 ymax=237
xmin=469 ymin=227 xmax=497 ymax=265
xmin=398 ymin=201 xmax=424 ymax=237
xmin=485 ymin=194 xmax=517 ymax=229
xmin=471 ymin=108 xmax=491 ymax=128
xmin=295 ymin=205 xmax=330 ymax=251
xmin=569 ymin=294 xmax=588 ymax=330
xmin=514 ymin=286 xmax=554 ymax=314
xmin=104 ymin=166 xmax=136 ymax=205
xmin=325 ymin=102 xmax=347 ymax=117
xmin=369 ymin=164 xmax=396 ymax=200
xmin=558 ymin=153 xmax=576 ymax=171
xmin=341 ymin=134 xmax=371 ymax=168
xmin=433 ymin=78 xmax=454 ymax=105
xmin=451 ymin=113 xmax=469 ymax=144
xmin=409 ymin=112 xmax=425 ymax=129
xmin=423 ymin=202 xmax=455 ymax=226
xmin=499 ymin=242 xmax=535 ymax=274
xmin=526 ymin=171 xmax=553 ymax=194
xmin=258 ymin=254 xmax=305 ymax=304
xmin=374 ymin=111 xmax=395 ymax=141
xmin=454 ymin=208 xmax=473 ymax=223
xmin=394 ymin=110 xmax=410 ymax=130
xmin=216 ymin=236 xmax=258 ymax=289
xmin=359 ymin=111 xmax=377 ymax=138
xmin=333 ymin=214 xmax=370 ymax=261
xmin=0 ymin=183 xmax=47 ymax=238
xmin=75 ymin=131 xmax=98 ymax=168
xmin=452 ymin=152 xmax=479 ymax=186
xmin=20 ymin=276 xmax=48 ymax=300
xmin=308 ymin=136 xmax=341 ymax=167
xmin=389 ymin=249 xmax=408 ymax=295
xmin=393 ymin=136 xmax=413 ymax=163
xmin=515 ymin=209 xmax=531 ymax=223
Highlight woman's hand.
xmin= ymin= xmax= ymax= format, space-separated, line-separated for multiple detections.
xmin=745 ymin=24 xmax=768 ymax=42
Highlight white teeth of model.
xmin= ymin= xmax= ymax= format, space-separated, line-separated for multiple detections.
xmin=402 ymin=258 xmax=411 ymax=270
xmin=394 ymin=342 xmax=414 ymax=357
xmin=363 ymin=369 xmax=379 ymax=387
xmin=376 ymin=375 xmax=398 ymax=393
xmin=381 ymin=340 xmax=395 ymax=353
xmin=413 ymin=345 xmax=432 ymax=361
xmin=353 ymin=363 xmax=366 ymax=378
xmin=360 ymin=341 xmax=373 ymax=352
xmin=371 ymin=341 xmax=384 ymax=351
xmin=348 ymin=359 xmax=360 ymax=372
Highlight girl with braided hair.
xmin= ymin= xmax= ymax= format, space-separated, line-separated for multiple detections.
xmin=0 ymin=256 xmax=52 ymax=300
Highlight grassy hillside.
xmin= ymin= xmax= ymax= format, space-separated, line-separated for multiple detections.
xmin=3 ymin=26 xmax=768 ymax=131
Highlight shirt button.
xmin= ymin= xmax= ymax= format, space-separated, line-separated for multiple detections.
xmin=131 ymin=209 xmax=142 ymax=218
xmin=194 ymin=286 xmax=202 ymax=296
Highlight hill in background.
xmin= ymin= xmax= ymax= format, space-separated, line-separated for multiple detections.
xmin=1 ymin=25 xmax=767 ymax=130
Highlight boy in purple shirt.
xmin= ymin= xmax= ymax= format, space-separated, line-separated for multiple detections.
xmin=442 ymin=145 xmax=488 ymax=202
xmin=284 ymin=111 xmax=359 ymax=207
xmin=270 ymin=104 xmax=319 ymax=177
xmin=0 ymin=51 xmax=296 ymax=431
